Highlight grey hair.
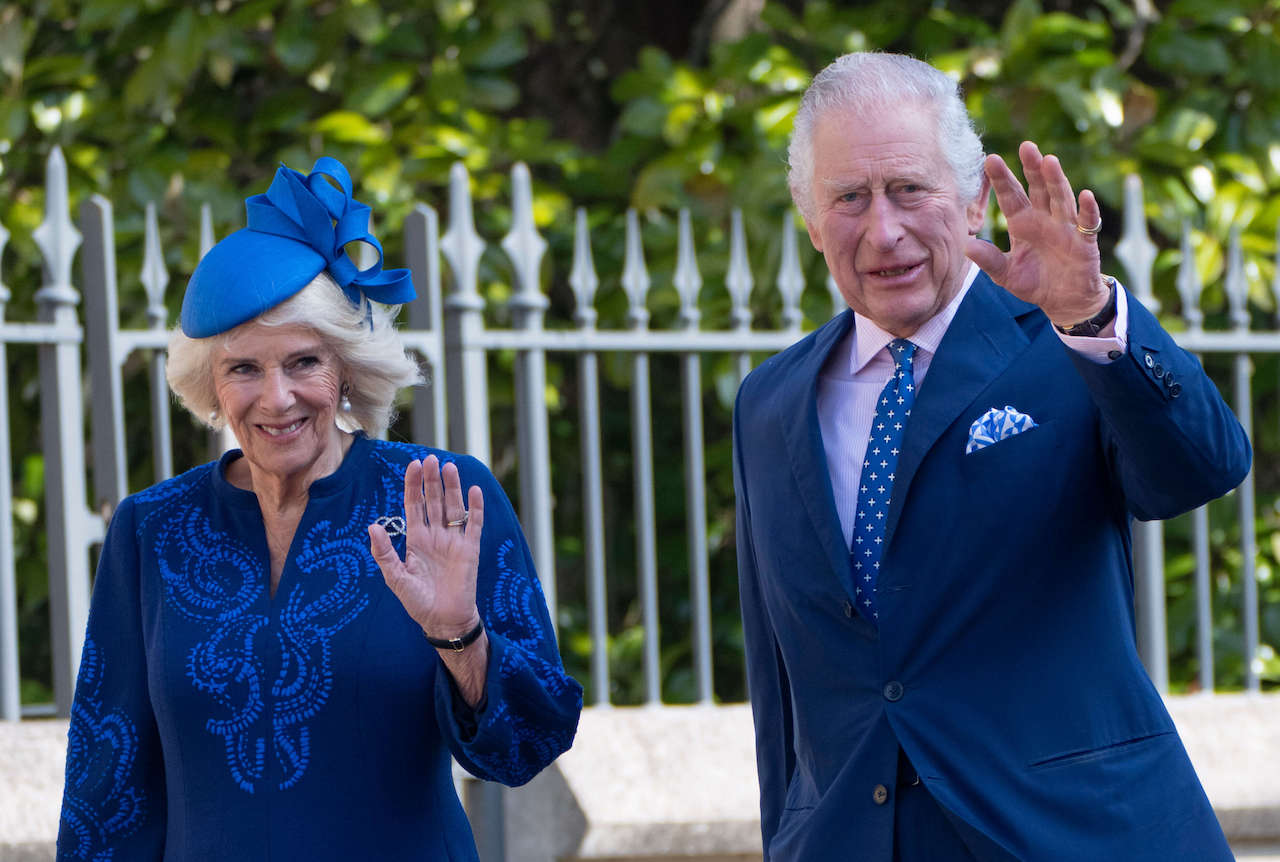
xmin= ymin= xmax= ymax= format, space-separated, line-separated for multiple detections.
xmin=788 ymin=52 xmax=986 ymax=222
xmin=166 ymin=272 xmax=424 ymax=437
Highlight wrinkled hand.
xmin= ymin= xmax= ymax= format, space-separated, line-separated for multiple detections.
xmin=368 ymin=455 xmax=485 ymax=639
xmin=966 ymin=140 xmax=1110 ymax=327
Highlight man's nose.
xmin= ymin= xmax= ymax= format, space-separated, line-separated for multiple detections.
xmin=865 ymin=194 xmax=904 ymax=250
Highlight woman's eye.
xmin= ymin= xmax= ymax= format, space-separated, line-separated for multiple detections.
xmin=293 ymin=355 xmax=320 ymax=370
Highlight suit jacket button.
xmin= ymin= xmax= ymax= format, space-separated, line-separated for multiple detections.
xmin=1107 ymin=349 xmax=1122 ymax=361
xmin=873 ymin=784 xmax=889 ymax=805
xmin=1145 ymin=353 xmax=1155 ymax=368
xmin=883 ymin=680 xmax=904 ymax=702
xmin=843 ymin=600 xmax=854 ymax=618
xmin=1152 ymin=363 xmax=1164 ymax=378
xmin=1169 ymin=382 xmax=1183 ymax=398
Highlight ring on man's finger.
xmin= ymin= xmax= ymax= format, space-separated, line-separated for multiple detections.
xmin=445 ymin=512 xmax=469 ymax=528
xmin=1075 ymin=218 xmax=1102 ymax=236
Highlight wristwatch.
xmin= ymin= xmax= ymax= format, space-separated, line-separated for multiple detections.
xmin=1054 ymin=276 xmax=1118 ymax=337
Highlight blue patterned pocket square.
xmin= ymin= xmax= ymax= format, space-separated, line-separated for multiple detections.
xmin=966 ymin=406 xmax=1037 ymax=454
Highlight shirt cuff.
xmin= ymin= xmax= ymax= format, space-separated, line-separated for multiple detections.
xmin=1055 ymin=281 xmax=1129 ymax=363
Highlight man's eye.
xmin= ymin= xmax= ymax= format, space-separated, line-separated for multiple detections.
xmin=839 ymin=191 xmax=861 ymax=203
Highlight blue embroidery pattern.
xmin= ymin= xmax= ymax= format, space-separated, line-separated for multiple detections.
xmin=271 ymin=502 xmax=382 ymax=788
xmin=140 ymin=466 xmax=392 ymax=792
xmin=58 ymin=639 xmax=147 ymax=861
xmin=466 ymin=538 xmax=579 ymax=784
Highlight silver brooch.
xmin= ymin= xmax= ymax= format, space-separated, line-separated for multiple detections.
xmin=375 ymin=515 xmax=406 ymax=537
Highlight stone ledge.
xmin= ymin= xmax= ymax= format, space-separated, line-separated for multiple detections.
xmin=4 ymin=694 xmax=1277 ymax=860
xmin=1166 ymin=693 xmax=1280 ymax=841
xmin=0 ymin=719 xmax=67 ymax=852
xmin=493 ymin=695 xmax=1280 ymax=859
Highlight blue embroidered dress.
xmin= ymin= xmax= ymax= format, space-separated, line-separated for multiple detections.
xmin=57 ymin=434 xmax=582 ymax=861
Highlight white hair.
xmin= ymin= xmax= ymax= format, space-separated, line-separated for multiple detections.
xmin=788 ymin=52 xmax=986 ymax=222
xmin=167 ymin=272 xmax=424 ymax=437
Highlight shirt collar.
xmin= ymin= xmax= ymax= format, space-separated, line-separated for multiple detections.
xmin=848 ymin=262 xmax=979 ymax=375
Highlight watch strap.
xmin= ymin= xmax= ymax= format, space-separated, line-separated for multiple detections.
xmin=424 ymin=618 xmax=485 ymax=652
xmin=1054 ymin=276 xmax=1118 ymax=337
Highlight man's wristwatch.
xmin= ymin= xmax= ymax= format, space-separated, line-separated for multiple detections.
xmin=1054 ymin=276 xmax=1118 ymax=337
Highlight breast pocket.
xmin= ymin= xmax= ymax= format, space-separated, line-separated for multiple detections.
xmin=960 ymin=419 xmax=1063 ymax=482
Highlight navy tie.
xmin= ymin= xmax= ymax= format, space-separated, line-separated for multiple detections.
xmin=851 ymin=338 xmax=917 ymax=623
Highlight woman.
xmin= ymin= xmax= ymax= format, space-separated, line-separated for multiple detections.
xmin=56 ymin=158 xmax=582 ymax=860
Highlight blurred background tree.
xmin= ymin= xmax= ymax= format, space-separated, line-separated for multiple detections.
xmin=2 ymin=0 xmax=1277 ymax=706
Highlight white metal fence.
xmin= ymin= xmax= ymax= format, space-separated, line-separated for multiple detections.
xmin=0 ymin=147 xmax=1273 ymax=725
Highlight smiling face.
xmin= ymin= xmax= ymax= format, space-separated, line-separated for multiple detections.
xmin=804 ymin=102 xmax=988 ymax=337
xmin=212 ymin=321 xmax=346 ymax=489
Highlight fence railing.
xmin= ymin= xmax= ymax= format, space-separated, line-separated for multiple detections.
xmin=0 ymin=147 xmax=1273 ymax=721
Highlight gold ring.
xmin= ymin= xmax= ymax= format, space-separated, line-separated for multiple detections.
xmin=1075 ymin=219 xmax=1102 ymax=236
xmin=445 ymin=512 xmax=469 ymax=528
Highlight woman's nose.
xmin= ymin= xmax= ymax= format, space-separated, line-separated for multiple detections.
xmin=259 ymin=368 xmax=295 ymax=410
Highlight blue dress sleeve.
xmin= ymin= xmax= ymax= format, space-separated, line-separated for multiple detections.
xmin=432 ymin=456 xmax=583 ymax=787
xmin=57 ymin=498 xmax=167 ymax=860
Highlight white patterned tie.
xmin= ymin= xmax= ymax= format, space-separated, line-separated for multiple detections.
xmin=851 ymin=339 xmax=917 ymax=623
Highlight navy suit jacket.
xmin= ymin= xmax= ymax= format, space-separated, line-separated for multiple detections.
xmin=734 ymin=273 xmax=1251 ymax=861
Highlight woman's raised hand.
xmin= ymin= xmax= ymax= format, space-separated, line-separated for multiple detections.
xmin=368 ymin=455 xmax=485 ymax=640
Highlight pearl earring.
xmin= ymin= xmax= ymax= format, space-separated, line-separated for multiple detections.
xmin=340 ymin=383 xmax=352 ymax=413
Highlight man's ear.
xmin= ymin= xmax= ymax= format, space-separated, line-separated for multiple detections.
xmin=966 ymin=173 xmax=992 ymax=236
xmin=805 ymin=218 xmax=823 ymax=253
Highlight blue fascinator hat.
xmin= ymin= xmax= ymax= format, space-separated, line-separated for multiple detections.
xmin=179 ymin=157 xmax=416 ymax=337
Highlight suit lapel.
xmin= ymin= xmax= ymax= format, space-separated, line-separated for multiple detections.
xmin=777 ymin=311 xmax=861 ymax=596
xmin=883 ymin=275 xmax=1035 ymax=548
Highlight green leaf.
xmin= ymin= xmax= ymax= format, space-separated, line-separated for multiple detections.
xmin=1000 ymin=0 xmax=1044 ymax=51
xmin=0 ymin=99 xmax=27 ymax=142
xmin=1026 ymin=12 xmax=1110 ymax=50
xmin=123 ymin=55 xmax=172 ymax=112
xmin=343 ymin=2 xmax=387 ymax=45
xmin=346 ymin=65 xmax=415 ymax=117
xmin=313 ymin=110 xmax=388 ymax=144
xmin=0 ymin=5 xmax=30 ymax=84
xmin=662 ymin=101 xmax=700 ymax=146
xmin=1146 ymin=24 xmax=1233 ymax=78
xmin=275 ymin=13 xmax=320 ymax=73
xmin=753 ymin=95 xmax=799 ymax=145
xmin=618 ymin=97 xmax=668 ymax=139
xmin=462 ymin=27 xmax=527 ymax=71
xmin=23 ymin=54 xmax=91 ymax=88
xmin=467 ymin=75 xmax=519 ymax=111
xmin=78 ymin=0 xmax=142 ymax=32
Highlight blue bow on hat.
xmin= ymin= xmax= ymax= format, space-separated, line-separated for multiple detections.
xmin=180 ymin=157 xmax=416 ymax=337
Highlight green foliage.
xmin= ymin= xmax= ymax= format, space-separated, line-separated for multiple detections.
xmin=3 ymin=0 xmax=1278 ymax=705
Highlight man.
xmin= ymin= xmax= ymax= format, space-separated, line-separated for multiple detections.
xmin=733 ymin=52 xmax=1250 ymax=861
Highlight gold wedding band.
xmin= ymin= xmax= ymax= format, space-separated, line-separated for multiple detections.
xmin=445 ymin=512 xmax=469 ymax=528
xmin=1075 ymin=218 xmax=1102 ymax=236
